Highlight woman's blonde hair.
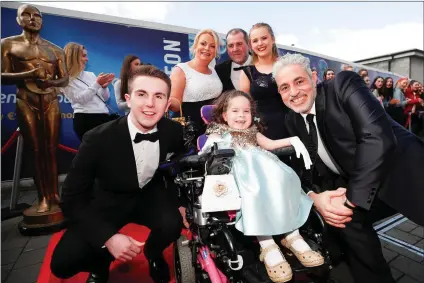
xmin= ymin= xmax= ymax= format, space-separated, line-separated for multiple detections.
xmin=190 ymin=29 xmax=220 ymax=60
xmin=64 ymin=42 xmax=85 ymax=80
xmin=395 ymin=77 xmax=409 ymax=88
xmin=249 ymin=23 xmax=279 ymax=64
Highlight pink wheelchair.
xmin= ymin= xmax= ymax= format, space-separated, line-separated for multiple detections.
xmin=168 ymin=106 xmax=341 ymax=283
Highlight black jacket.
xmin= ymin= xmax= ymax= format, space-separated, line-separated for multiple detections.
xmin=215 ymin=59 xmax=235 ymax=92
xmin=286 ymin=71 xmax=424 ymax=225
xmin=60 ymin=115 xmax=185 ymax=247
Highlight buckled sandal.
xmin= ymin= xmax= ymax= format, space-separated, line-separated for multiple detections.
xmin=259 ymin=244 xmax=293 ymax=283
xmin=281 ymin=235 xmax=324 ymax=267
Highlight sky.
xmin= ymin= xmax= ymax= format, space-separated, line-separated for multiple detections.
xmin=23 ymin=1 xmax=424 ymax=62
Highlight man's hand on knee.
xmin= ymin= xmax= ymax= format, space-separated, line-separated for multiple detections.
xmin=105 ymin=234 xmax=144 ymax=262
xmin=309 ymin=189 xmax=353 ymax=228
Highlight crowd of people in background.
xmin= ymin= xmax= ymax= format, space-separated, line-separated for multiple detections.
xmin=356 ymin=68 xmax=424 ymax=137
xmin=315 ymin=64 xmax=424 ymax=138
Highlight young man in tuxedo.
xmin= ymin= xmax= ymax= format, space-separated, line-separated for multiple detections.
xmin=50 ymin=65 xmax=187 ymax=283
xmin=273 ymin=53 xmax=424 ymax=283
xmin=215 ymin=28 xmax=251 ymax=92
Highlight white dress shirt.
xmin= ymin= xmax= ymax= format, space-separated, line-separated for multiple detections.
xmin=301 ymin=103 xmax=340 ymax=175
xmin=231 ymin=55 xmax=252 ymax=90
xmin=127 ymin=116 xmax=160 ymax=189
xmin=61 ymin=71 xmax=110 ymax=114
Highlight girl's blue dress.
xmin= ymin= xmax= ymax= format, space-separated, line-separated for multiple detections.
xmin=202 ymin=123 xmax=313 ymax=236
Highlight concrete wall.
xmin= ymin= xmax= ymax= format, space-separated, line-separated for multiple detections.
xmin=390 ymin=57 xmax=410 ymax=78
xmin=410 ymin=56 xmax=424 ymax=82
xmin=363 ymin=61 xmax=390 ymax=71
xmin=357 ymin=54 xmax=423 ymax=82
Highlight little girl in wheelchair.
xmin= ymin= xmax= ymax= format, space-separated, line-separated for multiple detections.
xmin=199 ymin=90 xmax=324 ymax=283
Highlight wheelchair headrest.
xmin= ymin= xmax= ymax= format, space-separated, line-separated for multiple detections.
xmin=198 ymin=105 xmax=215 ymax=151
xmin=197 ymin=134 xmax=208 ymax=151
xmin=200 ymin=105 xmax=215 ymax=125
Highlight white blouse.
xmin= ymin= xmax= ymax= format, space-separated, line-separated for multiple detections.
xmin=176 ymin=62 xmax=223 ymax=102
xmin=61 ymin=71 xmax=110 ymax=114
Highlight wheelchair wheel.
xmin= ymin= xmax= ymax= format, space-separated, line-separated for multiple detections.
xmin=174 ymin=235 xmax=196 ymax=283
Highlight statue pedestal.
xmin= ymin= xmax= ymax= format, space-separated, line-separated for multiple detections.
xmin=18 ymin=204 xmax=66 ymax=236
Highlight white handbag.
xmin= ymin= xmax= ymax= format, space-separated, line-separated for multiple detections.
xmin=201 ymin=174 xmax=241 ymax=213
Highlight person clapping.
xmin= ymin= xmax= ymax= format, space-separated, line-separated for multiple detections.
xmin=62 ymin=42 xmax=115 ymax=140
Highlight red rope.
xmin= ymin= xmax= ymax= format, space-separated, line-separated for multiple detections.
xmin=1 ymin=129 xmax=20 ymax=155
xmin=1 ymin=128 xmax=79 ymax=155
xmin=58 ymin=144 xmax=78 ymax=154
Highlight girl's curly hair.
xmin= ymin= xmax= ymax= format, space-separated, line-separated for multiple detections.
xmin=210 ymin=90 xmax=264 ymax=132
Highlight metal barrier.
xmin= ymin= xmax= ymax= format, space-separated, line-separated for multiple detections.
xmin=10 ymin=134 xmax=25 ymax=210
xmin=1 ymin=132 xmax=30 ymax=220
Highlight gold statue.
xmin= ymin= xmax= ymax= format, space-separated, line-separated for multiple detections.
xmin=1 ymin=4 xmax=69 ymax=225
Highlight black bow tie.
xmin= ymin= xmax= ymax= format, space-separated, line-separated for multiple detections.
xmin=133 ymin=132 xmax=159 ymax=143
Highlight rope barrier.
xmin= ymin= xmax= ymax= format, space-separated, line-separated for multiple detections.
xmin=1 ymin=129 xmax=20 ymax=155
xmin=1 ymin=128 xmax=79 ymax=155
xmin=58 ymin=144 xmax=78 ymax=154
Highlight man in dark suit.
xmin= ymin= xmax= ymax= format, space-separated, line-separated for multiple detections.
xmin=273 ymin=53 xmax=424 ymax=283
xmin=215 ymin=28 xmax=251 ymax=92
xmin=50 ymin=66 xmax=186 ymax=283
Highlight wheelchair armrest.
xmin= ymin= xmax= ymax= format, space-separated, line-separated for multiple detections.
xmin=310 ymin=207 xmax=327 ymax=233
xmin=270 ymin=146 xmax=295 ymax=157
xmin=178 ymin=154 xmax=207 ymax=166
xmin=177 ymin=147 xmax=233 ymax=166
xmin=308 ymin=184 xmax=328 ymax=232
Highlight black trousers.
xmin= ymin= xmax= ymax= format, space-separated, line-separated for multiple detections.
xmin=73 ymin=113 xmax=113 ymax=141
xmin=318 ymin=175 xmax=396 ymax=283
xmin=50 ymin=188 xmax=183 ymax=279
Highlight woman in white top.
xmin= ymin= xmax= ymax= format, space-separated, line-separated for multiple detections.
xmin=113 ymin=55 xmax=141 ymax=114
xmin=170 ymin=29 xmax=223 ymax=137
xmin=62 ymin=42 xmax=115 ymax=141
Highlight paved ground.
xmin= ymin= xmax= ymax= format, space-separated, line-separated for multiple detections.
xmin=2 ymin=189 xmax=424 ymax=283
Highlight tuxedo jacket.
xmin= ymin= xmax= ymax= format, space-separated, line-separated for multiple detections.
xmin=215 ymin=59 xmax=235 ymax=92
xmin=286 ymin=71 xmax=424 ymax=225
xmin=60 ymin=115 xmax=186 ymax=248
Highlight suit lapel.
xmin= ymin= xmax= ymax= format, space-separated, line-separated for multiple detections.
xmin=227 ymin=60 xmax=235 ymax=89
xmin=227 ymin=60 xmax=233 ymax=77
xmin=315 ymin=87 xmax=327 ymax=145
xmin=294 ymin=113 xmax=309 ymax=143
xmin=314 ymin=88 xmax=346 ymax=177
xmin=116 ymin=115 xmax=139 ymax=187
xmin=157 ymin=118 xmax=168 ymax=162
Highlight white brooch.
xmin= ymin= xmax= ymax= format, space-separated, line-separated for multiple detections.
xmin=213 ymin=182 xmax=228 ymax=197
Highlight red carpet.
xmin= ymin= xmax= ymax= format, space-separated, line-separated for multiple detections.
xmin=37 ymin=224 xmax=188 ymax=283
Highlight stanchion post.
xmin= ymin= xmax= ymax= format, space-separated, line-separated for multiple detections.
xmin=10 ymin=134 xmax=24 ymax=210
xmin=1 ymin=132 xmax=31 ymax=221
